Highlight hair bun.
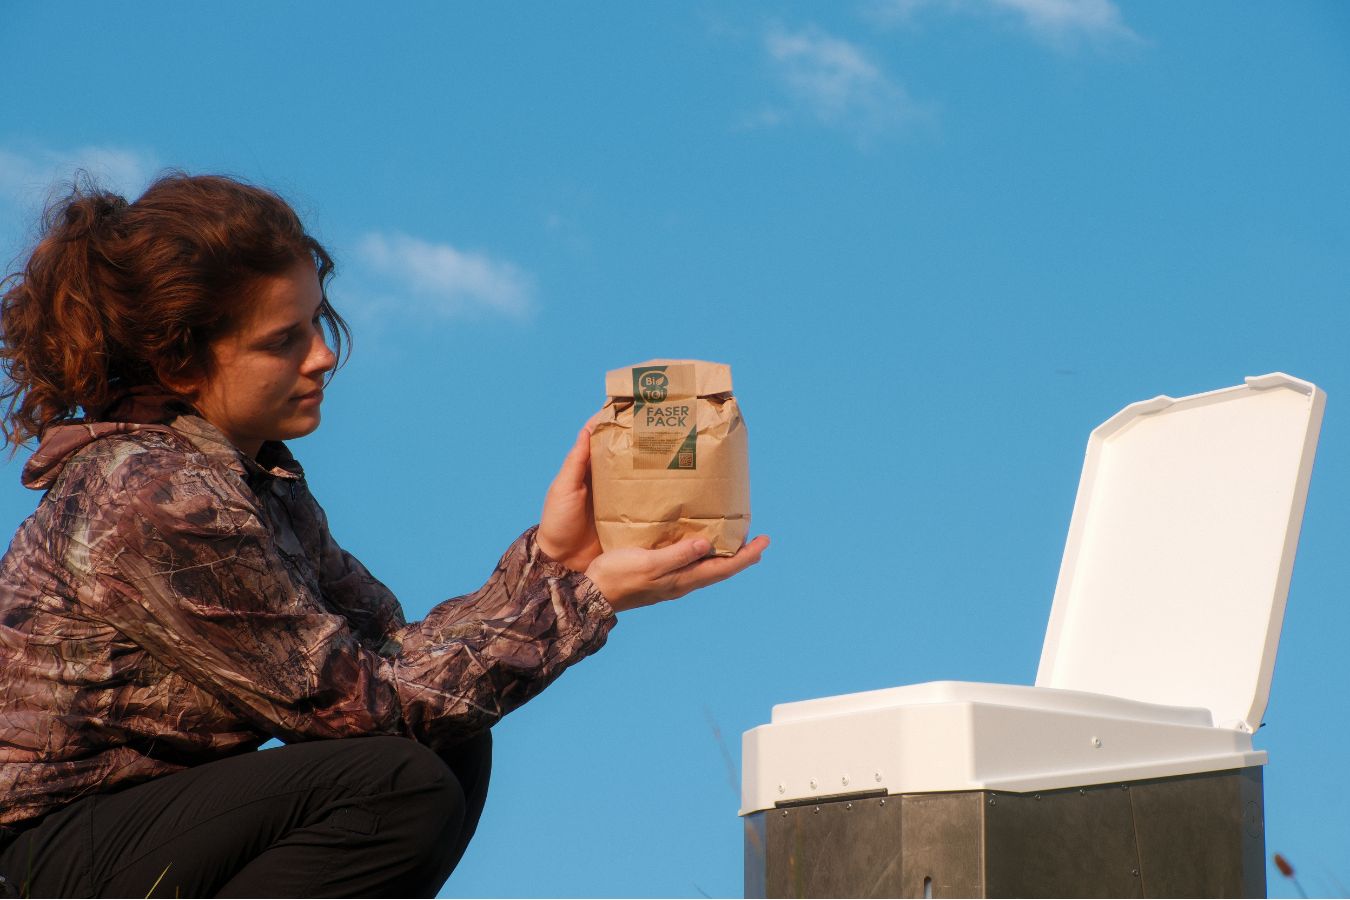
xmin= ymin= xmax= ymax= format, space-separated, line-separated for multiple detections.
xmin=93 ymin=194 xmax=129 ymax=220
xmin=59 ymin=188 xmax=130 ymax=237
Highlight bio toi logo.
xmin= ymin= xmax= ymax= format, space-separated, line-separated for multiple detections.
xmin=637 ymin=370 xmax=669 ymax=404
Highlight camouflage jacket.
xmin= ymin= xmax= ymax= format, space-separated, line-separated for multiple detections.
xmin=0 ymin=395 xmax=615 ymax=834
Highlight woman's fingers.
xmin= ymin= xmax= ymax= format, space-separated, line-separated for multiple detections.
xmin=646 ymin=538 xmax=714 ymax=577
xmin=552 ymin=413 xmax=607 ymax=494
xmin=584 ymin=535 xmax=769 ymax=612
xmin=664 ymin=535 xmax=770 ymax=595
xmin=539 ymin=423 xmax=606 ymax=571
xmin=551 ymin=426 xmax=591 ymax=491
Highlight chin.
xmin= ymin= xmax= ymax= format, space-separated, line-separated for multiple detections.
xmin=278 ymin=412 xmax=323 ymax=442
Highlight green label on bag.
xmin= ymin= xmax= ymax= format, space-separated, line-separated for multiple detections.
xmin=632 ymin=364 xmax=696 ymax=470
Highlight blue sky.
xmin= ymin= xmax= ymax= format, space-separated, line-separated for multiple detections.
xmin=3 ymin=2 xmax=1349 ymax=896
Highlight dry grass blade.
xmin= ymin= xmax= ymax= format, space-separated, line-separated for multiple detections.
xmin=704 ymin=705 xmax=767 ymax=874
xmin=702 ymin=705 xmax=739 ymax=798
xmin=1274 ymin=853 xmax=1308 ymax=899
xmin=144 ymin=863 xmax=171 ymax=899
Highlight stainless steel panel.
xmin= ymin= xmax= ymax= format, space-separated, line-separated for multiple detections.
xmin=746 ymin=812 xmax=767 ymax=899
xmin=900 ymin=793 xmax=985 ymax=898
xmin=763 ymin=798 xmax=904 ymax=898
xmin=1129 ymin=767 xmax=1265 ymax=898
xmin=983 ymin=784 xmax=1142 ymax=898
xmin=748 ymin=768 xmax=1265 ymax=899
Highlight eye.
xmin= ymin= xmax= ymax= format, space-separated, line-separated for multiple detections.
xmin=267 ymin=330 xmax=301 ymax=351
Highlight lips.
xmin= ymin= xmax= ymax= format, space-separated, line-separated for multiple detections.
xmin=293 ymin=388 xmax=324 ymax=403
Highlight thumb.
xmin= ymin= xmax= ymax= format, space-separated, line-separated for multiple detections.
xmin=647 ymin=538 xmax=714 ymax=575
xmin=553 ymin=426 xmax=592 ymax=489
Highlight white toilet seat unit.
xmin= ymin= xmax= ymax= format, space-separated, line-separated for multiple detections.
xmin=742 ymin=373 xmax=1325 ymax=815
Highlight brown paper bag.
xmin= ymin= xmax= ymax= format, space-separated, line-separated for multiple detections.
xmin=590 ymin=359 xmax=750 ymax=557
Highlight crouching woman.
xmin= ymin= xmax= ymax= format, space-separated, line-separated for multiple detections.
xmin=0 ymin=173 xmax=768 ymax=898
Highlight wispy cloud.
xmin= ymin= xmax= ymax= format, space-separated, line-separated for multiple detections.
xmin=354 ymin=232 xmax=534 ymax=320
xmin=870 ymin=0 xmax=1138 ymax=47
xmin=0 ymin=144 xmax=158 ymax=208
xmin=758 ymin=23 xmax=921 ymax=138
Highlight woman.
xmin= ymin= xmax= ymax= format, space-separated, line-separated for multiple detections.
xmin=0 ymin=173 xmax=768 ymax=897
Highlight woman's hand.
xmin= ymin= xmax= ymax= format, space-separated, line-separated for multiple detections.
xmin=538 ymin=424 xmax=605 ymax=573
xmin=585 ymin=535 xmax=770 ymax=613
xmin=539 ymin=419 xmax=770 ymax=612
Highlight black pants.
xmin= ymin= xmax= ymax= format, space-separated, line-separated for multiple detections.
xmin=0 ymin=733 xmax=491 ymax=898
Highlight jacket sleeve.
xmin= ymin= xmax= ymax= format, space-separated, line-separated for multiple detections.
xmin=78 ymin=444 xmax=616 ymax=750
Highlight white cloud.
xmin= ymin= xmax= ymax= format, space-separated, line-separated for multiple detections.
xmin=871 ymin=0 xmax=1137 ymax=47
xmin=355 ymin=232 xmax=534 ymax=320
xmin=761 ymin=24 xmax=920 ymax=136
xmin=0 ymin=144 xmax=158 ymax=208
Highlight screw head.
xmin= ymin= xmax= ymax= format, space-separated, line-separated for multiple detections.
xmin=1091 ymin=736 xmax=1103 ymax=748
xmin=777 ymin=783 xmax=785 ymax=794
xmin=845 ymin=802 xmax=853 ymax=810
xmin=841 ymin=775 xmax=850 ymax=786
xmin=809 ymin=778 xmax=817 ymax=790
xmin=874 ymin=771 xmax=883 ymax=782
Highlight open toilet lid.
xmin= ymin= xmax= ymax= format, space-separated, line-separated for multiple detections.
xmin=1036 ymin=373 xmax=1325 ymax=733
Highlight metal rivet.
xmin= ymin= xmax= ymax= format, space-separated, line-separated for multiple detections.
xmin=846 ymin=802 xmax=853 ymax=810
xmin=1079 ymin=788 xmax=1087 ymax=796
xmin=777 ymin=783 xmax=785 ymax=794
xmin=988 ymin=798 xmax=997 ymax=807
xmin=1034 ymin=794 xmax=1041 ymax=801
xmin=879 ymin=799 xmax=887 ymax=807
xmin=874 ymin=772 xmax=883 ymax=782
xmin=813 ymin=806 xmax=821 ymax=814
xmin=1131 ymin=868 xmax=1140 ymax=877
xmin=809 ymin=778 xmax=817 ymax=790
xmin=1091 ymin=736 xmax=1102 ymax=748
xmin=841 ymin=775 xmax=850 ymax=786
xmin=781 ymin=810 xmax=788 ymax=818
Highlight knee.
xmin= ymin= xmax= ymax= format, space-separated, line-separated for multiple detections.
xmin=324 ymin=737 xmax=465 ymax=837
xmin=366 ymin=739 xmax=469 ymax=856
xmin=359 ymin=736 xmax=458 ymax=797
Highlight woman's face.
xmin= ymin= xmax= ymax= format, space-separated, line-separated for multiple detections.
xmin=186 ymin=259 xmax=337 ymax=457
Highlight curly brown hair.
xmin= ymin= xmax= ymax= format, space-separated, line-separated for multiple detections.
xmin=0 ymin=172 xmax=349 ymax=448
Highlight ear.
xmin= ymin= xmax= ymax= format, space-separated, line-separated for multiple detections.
xmin=154 ymin=360 xmax=205 ymax=402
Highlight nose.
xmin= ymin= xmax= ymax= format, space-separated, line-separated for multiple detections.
xmin=303 ymin=327 xmax=338 ymax=376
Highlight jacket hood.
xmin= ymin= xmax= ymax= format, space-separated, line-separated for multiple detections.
xmin=21 ymin=388 xmax=193 ymax=491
